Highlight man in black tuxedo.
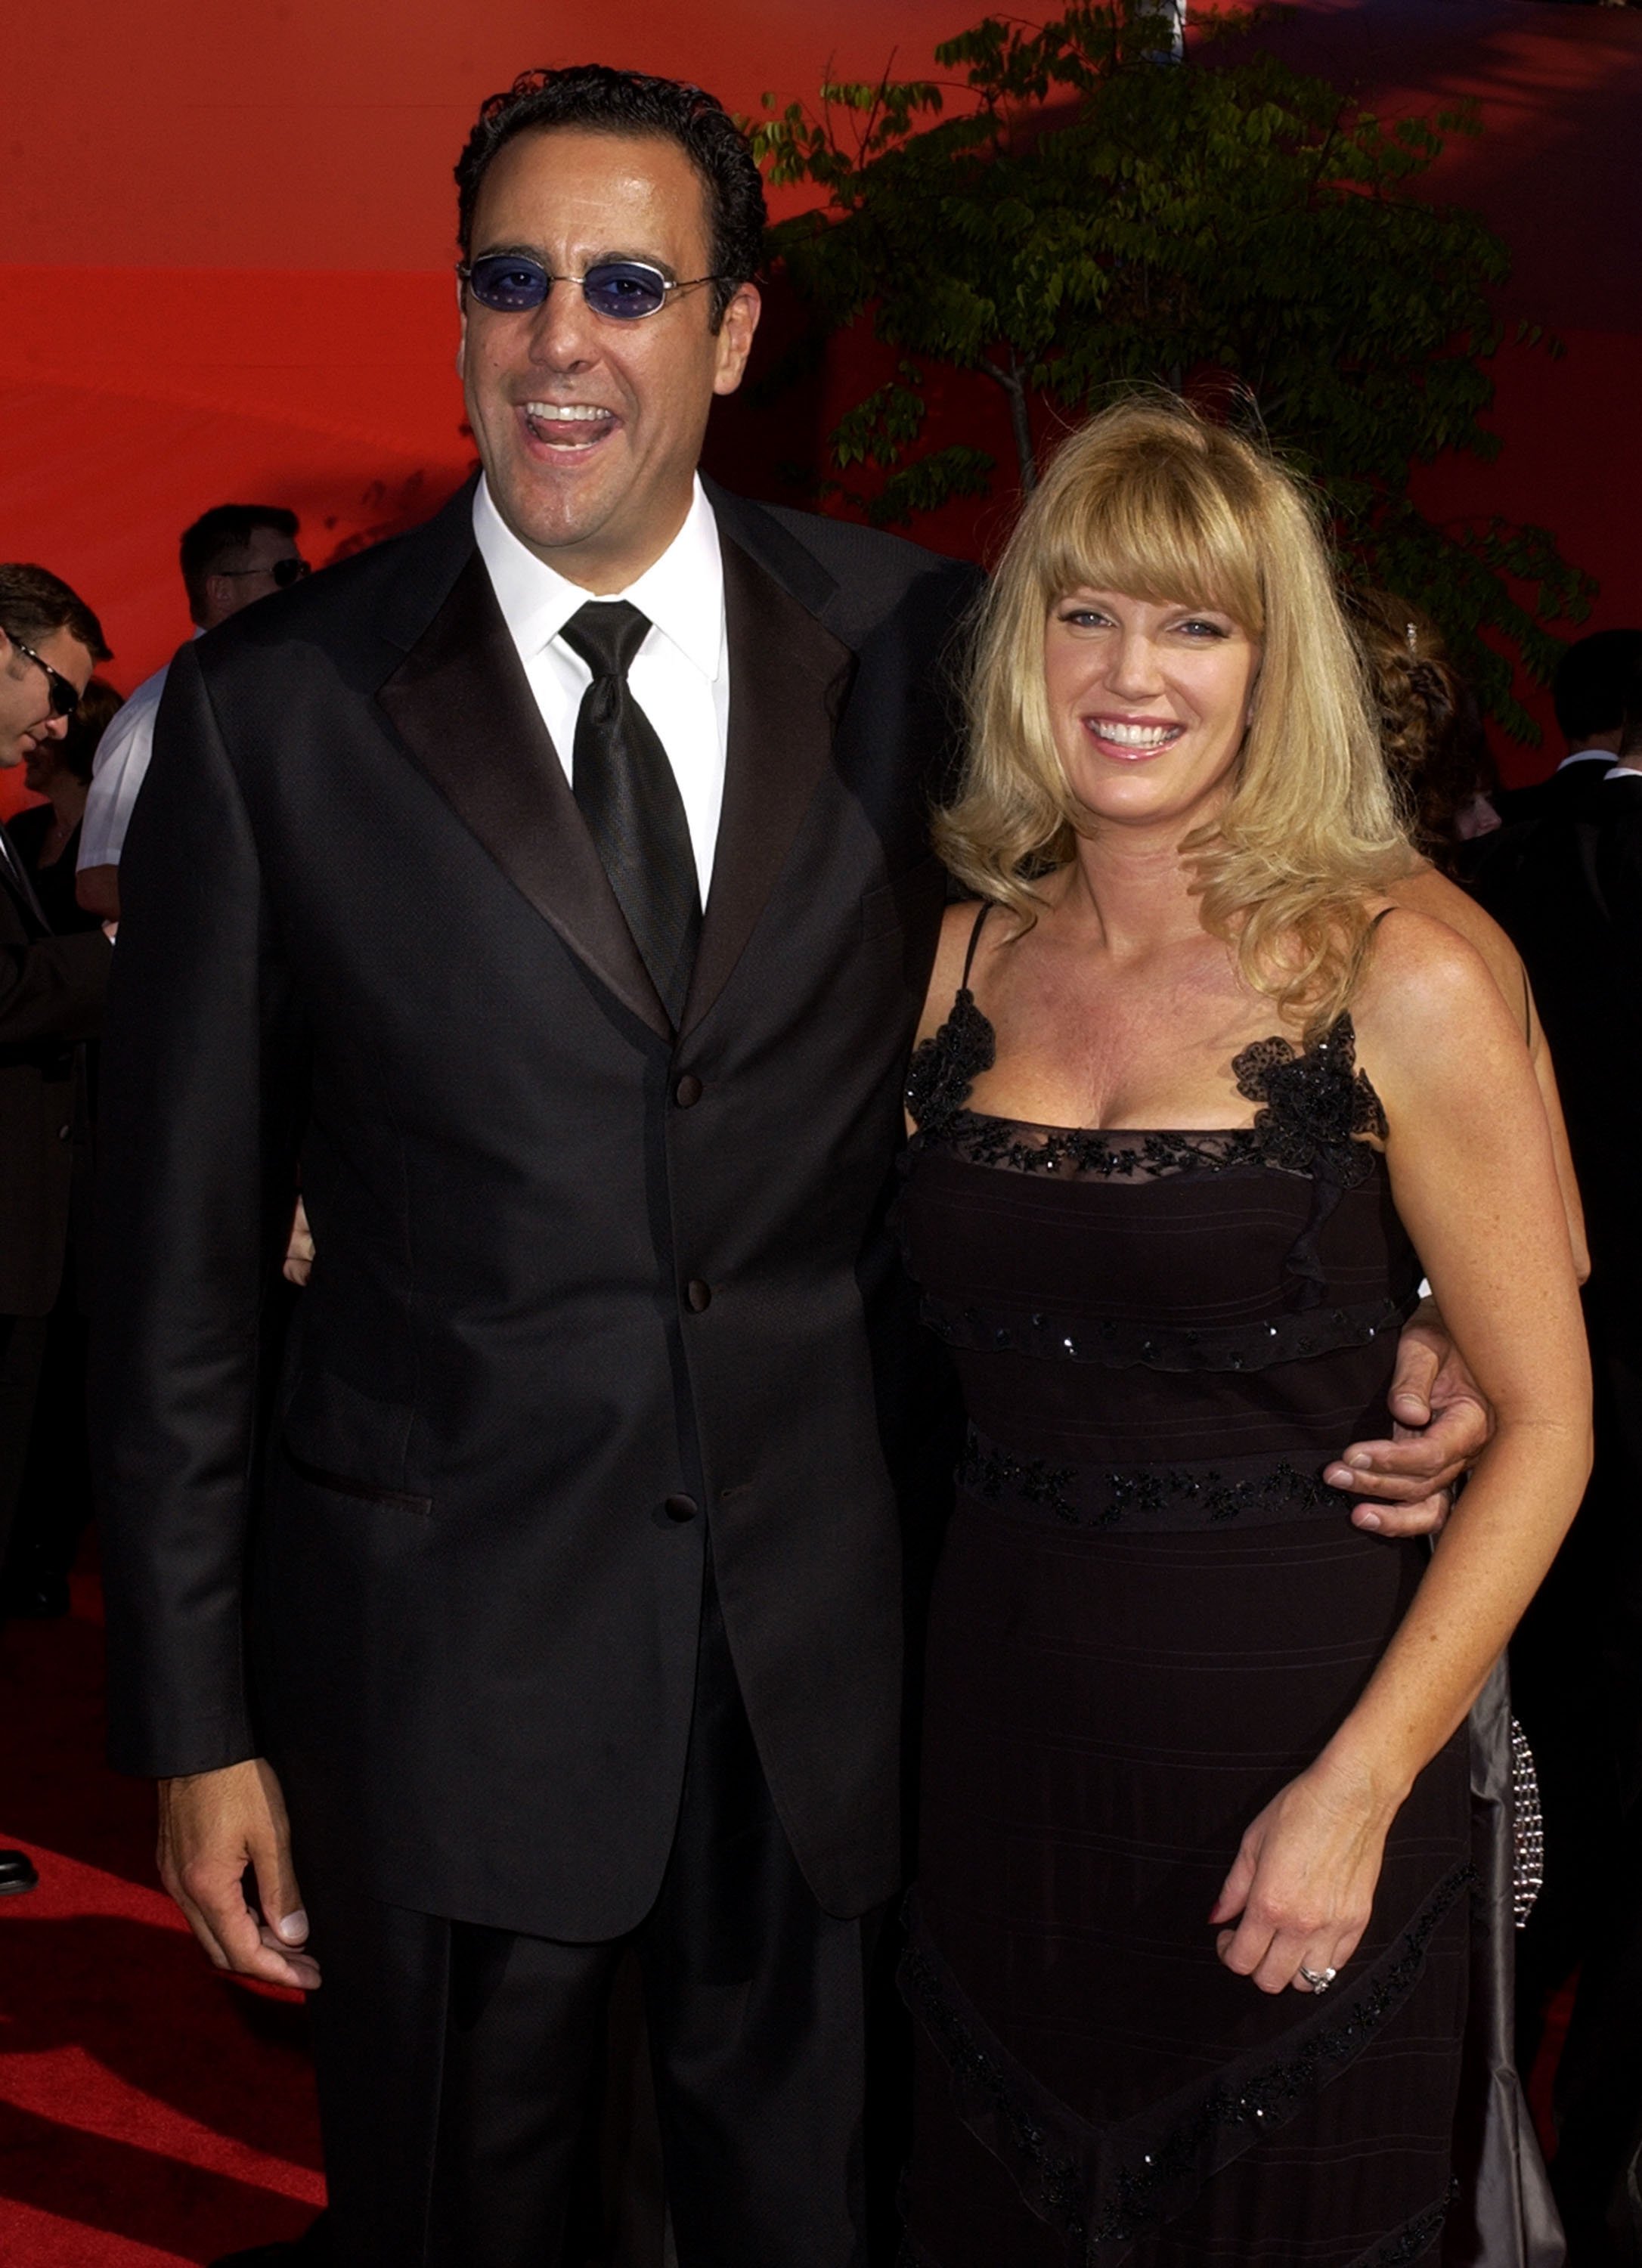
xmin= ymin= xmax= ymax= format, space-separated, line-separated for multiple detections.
xmin=1492 ymin=627 xmax=1642 ymax=825
xmin=0 ymin=566 xmax=110 ymax=1901
xmin=94 ymin=67 xmax=1480 ymax=2268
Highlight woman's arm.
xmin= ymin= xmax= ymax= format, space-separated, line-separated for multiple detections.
xmin=1211 ymin=909 xmax=1590 ymax=1994
xmin=1319 ymin=866 xmax=1588 ymax=1539
xmin=1390 ymin=862 xmax=1589 ymax=1280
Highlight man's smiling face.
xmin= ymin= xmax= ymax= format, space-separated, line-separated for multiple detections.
xmin=458 ymin=127 xmax=761 ymax=593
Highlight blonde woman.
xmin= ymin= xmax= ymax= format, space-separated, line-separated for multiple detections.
xmin=894 ymin=398 xmax=1589 ymax=2267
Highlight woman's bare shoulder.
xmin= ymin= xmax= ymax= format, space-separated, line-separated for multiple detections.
xmin=1352 ymin=900 xmax=1524 ymax=1093
xmin=1383 ymin=863 xmax=1526 ymax=1015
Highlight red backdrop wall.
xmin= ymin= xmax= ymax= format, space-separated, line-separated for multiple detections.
xmin=2 ymin=0 xmax=1639 ymax=816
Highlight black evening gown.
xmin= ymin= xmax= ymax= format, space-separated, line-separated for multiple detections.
xmin=4 ymin=810 xmax=100 ymax=935
xmin=894 ymin=910 xmax=1473 ymax=2268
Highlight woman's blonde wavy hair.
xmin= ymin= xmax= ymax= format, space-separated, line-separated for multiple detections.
xmin=934 ymin=395 xmax=1416 ymax=1033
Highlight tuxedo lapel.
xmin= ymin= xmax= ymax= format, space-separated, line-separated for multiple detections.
xmin=0 ymin=826 xmax=48 ymax=930
xmin=377 ymin=546 xmax=671 ymax=1040
xmin=681 ymin=533 xmax=854 ymax=1037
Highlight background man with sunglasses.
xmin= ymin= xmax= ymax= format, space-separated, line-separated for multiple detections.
xmin=94 ymin=64 xmax=1478 ymax=2268
xmin=0 ymin=563 xmax=110 ymax=1897
xmin=76 ymin=502 xmax=306 ymax=924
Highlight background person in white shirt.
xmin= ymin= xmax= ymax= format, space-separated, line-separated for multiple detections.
xmin=76 ymin=503 xmax=307 ymax=923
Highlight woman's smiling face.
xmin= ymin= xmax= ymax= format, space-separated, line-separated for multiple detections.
xmin=1044 ymin=588 xmax=1262 ymax=835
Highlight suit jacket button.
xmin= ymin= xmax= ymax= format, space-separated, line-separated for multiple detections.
xmin=674 ymin=1074 xmax=702 ymax=1108
xmin=57 ymin=1124 xmax=71 ymax=1141
xmin=662 ymin=1493 xmax=699 ymax=1523
xmin=686 ymin=1279 xmax=712 ymax=1312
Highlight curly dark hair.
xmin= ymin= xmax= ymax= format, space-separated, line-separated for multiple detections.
xmin=454 ymin=65 xmax=767 ymax=331
xmin=1350 ymin=589 xmax=1498 ymax=875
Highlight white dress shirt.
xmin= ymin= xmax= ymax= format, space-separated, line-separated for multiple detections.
xmin=76 ymin=656 xmax=175 ymax=870
xmin=472 ymin=476 xmax=729 ymax=898
xmin=1551 ymin=746 xmax=1641 ymax=788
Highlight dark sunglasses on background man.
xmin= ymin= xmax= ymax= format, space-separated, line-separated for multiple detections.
xmin=5 ymin=631 xmax=81 ymax=718
xmin=459 ymin=255 xmax=726 ymax=320
xmin=215 ymin=557 xmax=311 ymax=588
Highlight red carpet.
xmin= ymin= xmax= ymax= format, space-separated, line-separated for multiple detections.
xmin=0 ymin=1560 xmax=324 ymax=2264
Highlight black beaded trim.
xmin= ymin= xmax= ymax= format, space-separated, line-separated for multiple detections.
xmin=899 ymin=1862 xmax=1473 ymax=2263
xmin=920 ymin=1109 xmax=1290 ymax=1182
xmin=907 ymin=1002 xmax=1386 ymax=1196
xmin=906 ymin=984 xmax=996 ymax=1139
xmin=957 ymin=1430 xmax=1358 ymax=1532
xmin=920 ymin=1290 xmax=1414 ymax=1373
xmin=1343 ymin=2183 xmax=1458 ymax=2268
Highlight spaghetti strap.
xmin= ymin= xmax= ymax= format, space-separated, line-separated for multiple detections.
xmin=959 ymin=902 xmax=993 ymax=992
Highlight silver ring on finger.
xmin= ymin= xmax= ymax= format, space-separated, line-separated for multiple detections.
xmin=1297 ymin=1964 xmax=1337 ymax=1993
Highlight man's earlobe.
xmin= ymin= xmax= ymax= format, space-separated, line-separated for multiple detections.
xmin=713 ymin=283 xmax=763 ymax=397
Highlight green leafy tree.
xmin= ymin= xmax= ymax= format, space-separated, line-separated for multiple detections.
xmin=753 ymin=4 xmax=1592 ymax=740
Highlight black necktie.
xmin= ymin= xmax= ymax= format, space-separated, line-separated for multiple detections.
xmin=561 ymin=601 xmax=701 ymax=1026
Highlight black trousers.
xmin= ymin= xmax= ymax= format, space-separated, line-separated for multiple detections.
xmin=0 ymin=1313 xmax=49 ymax=1581
xmin=293 ymin=1572 xmax=876 ymax=2268
xmin=2 ymin=1276 xmax=93 ymax=1597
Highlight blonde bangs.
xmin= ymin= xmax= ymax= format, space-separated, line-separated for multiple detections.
xmin=1035 ymin=439 xmax=1266 ymax=640
xmin=934 ymin=395 xmax=1415 ymax=1033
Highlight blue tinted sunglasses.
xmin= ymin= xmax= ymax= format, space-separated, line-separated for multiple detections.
xmin=459 ymin=254 xmax=723 ymax=321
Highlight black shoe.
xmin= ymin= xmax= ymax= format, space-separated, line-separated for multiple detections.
xmin=210 ymin=2214 xmax=329 ymax=2266
xmin=0 ymin=1849 xmax=39 ymax=1895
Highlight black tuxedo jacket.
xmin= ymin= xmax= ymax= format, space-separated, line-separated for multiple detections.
xmin=1492 ymin=756 xmax=1624 ymax=826
xmin=0 ymin=834 xmax=107 ymax=1316
xmin=93 ymin=479 xmax=978 ymax=1938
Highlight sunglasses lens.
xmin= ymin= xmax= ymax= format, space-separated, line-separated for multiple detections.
xmin=467 ymin=256 xmax=551 ymax=311
xmin=51 ymin=680 xmax=78 ymax=717
xmin=271 ymin=558 xmax=311 ymax=589
xmin=582 ymin=262 xmax=668 ymax=319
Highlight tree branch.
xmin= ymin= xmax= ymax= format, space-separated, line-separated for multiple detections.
xmin=983 ymin=353 xmax=1038 ymax=489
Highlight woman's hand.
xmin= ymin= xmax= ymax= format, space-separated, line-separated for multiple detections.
xmin=1209 ymin=1755 xmax=1399 ymax=1995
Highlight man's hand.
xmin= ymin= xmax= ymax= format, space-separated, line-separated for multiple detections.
xmin=283 ymin=1197 xmax=313 ymax=1287
xmin=1324 ymin=1298 xmax=1495 ymax=1538
xmin=157 ymin=1758 xmax=321 ymax=1991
